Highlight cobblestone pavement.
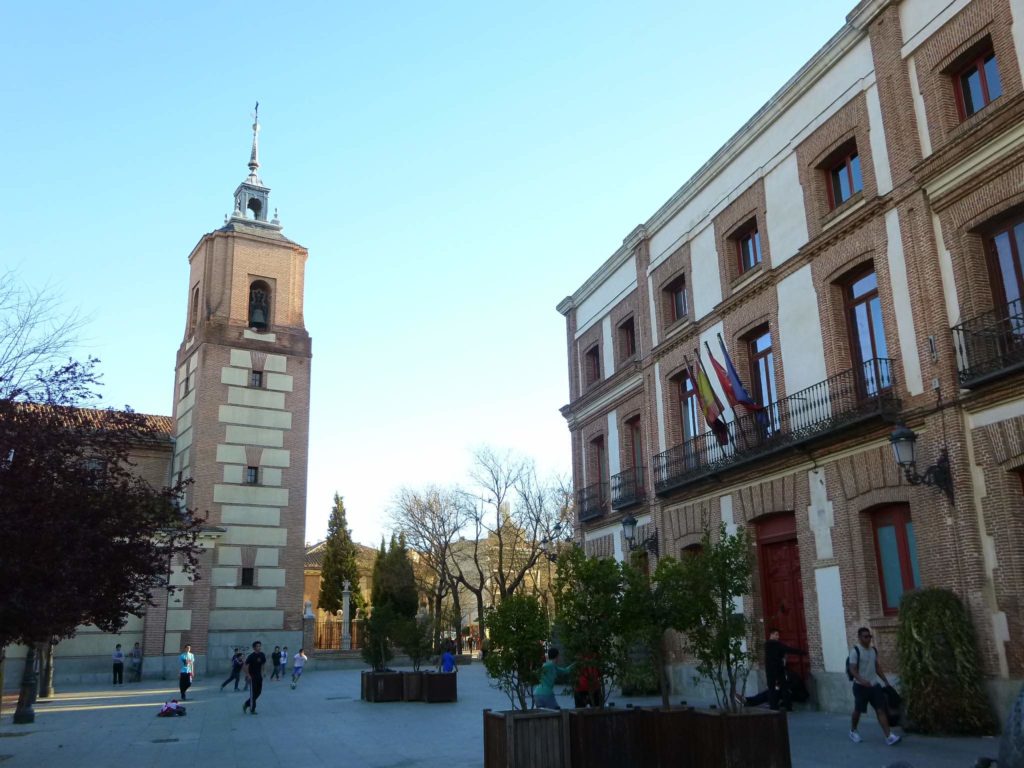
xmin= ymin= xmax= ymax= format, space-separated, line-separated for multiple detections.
xmin=0 ymin=663 xmax=1000 ymax=767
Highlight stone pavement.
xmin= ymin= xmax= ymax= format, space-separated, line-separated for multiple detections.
xmin=0 ymin=663 xmax=1001 ymax=767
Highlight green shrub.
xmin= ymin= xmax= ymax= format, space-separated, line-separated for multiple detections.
xmin=483 ymin=593 xmax=548 ymax=709
xmin=618 ymin=654 xmax=661 ymax=696
xmin=897 ymin=588 xmax=997 ymax=735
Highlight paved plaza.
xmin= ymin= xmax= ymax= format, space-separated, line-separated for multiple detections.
xmin=0 ymin=662 xmax=1001 ymax=767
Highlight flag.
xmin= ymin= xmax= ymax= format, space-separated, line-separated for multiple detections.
xmin=708 ymin=338 xmax=763 ymax=412
xmin=689 ymin=355 xmax=730 ymax=447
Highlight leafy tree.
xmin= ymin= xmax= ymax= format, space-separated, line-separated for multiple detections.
xmin=0 ymin=358 xmax=205 ymax=721
xmin=363 ymin=535 xmax=419 ymax=671
xmin=484 ymin=593 xmax=549 ymax=710
xmin=361 ymin=603 xmax=397 ymax=672
xmin=681 ymin=524 xmax=754 ymax=713
xmin=897 ymin=588 xmax=997 ymax=734
xmin=553 ymin=546 xmax=625 ymax=706
xmin=397 ymin=616 xmax=434 ymax=672
xmin=618 ymin=553 xmax=692 ymax=708
xmin=318 ymin=493 xmax=363 ymax=630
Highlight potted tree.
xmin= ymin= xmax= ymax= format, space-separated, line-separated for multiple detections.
xmin=361 ymin=536 xmax=418 ymax=703
xmin=682 ymin=524 xmax=791 ymax=768
xmin=482 ymin=593 xmax=569 ymax=768
xmin=398 ymin=616 xmax=433 ymax=701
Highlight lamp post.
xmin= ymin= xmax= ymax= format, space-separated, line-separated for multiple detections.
xmin=889 ymin=425 xmax=954 ymax=502
xmin=621 ymin=513 xmax=659 ymax=556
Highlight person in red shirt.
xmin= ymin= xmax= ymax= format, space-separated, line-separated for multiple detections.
xmin=573 ymin=654 xmax=601 ymax=708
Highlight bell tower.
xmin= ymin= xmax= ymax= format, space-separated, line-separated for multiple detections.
xmin=163 ymin=107 xmax=312 ymax=671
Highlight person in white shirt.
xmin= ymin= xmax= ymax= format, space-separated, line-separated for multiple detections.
xmin=847 ymin=627 xmax=900 ymax=745
xmin=280 ymin=646 xmax=289 ymax=679
xmin=112 ymin=644 xmax=125 ymax=685
xmin=291 ymin=648 xmax=307 ymax=689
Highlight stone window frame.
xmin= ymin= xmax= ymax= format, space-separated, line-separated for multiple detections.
xmin=795 ymin=94 xmax=876 ymax=242
xmin=910 ymin=0 xmax=1023 ymax=153
xmin=713 ymin=179 xmax=771 ymax=298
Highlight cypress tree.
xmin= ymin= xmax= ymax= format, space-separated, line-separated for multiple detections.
xmin=318 ymin=494 xmax=363 ymax=622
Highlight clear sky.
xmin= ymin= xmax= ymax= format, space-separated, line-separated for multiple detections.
xmin=1 ymin=0 xmax=853 ymax=547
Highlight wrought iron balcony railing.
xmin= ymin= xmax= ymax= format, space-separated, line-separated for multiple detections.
xmin=577 ymin=481 xmax=608 ymax=522
xmin=611 ymin=465 xmax=646 ymax=510
xmin=952 ymin=298 xmax=1024 ymax=388
xmin=653 ymin=358 xmax=898 ymax=495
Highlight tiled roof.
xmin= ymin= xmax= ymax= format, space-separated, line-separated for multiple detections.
xmin=9 ymin=403 xmax=174 ymax=442
xmin=305 ymin=540 xmax=378 ymax=571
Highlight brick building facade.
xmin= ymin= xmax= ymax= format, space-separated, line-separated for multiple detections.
xmin=557 ymin=0 xmax=1024 ymax=717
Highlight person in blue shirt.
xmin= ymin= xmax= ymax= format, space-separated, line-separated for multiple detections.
xmin=440 ymin=648 xmax=456 ymax=673
xmin=534 ymin=647 xmax=574 ymax=710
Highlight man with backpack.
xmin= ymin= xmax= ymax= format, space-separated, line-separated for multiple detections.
xmin=847 ymin=627 xmax=900 ymax=745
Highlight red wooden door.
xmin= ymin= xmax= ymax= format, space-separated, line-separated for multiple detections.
xmin=757 ymin=515 xmax=810 ymax=679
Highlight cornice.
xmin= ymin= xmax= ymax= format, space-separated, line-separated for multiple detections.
xmin=845 ymin=0 xmax=895 ymax=31
xmin=562 ymin=237 xmax=639 ymax=317
xmin=562 ymin=367 xmax=644 ymax=429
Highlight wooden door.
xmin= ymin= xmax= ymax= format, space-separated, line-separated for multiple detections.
xmin=757 ymin=515 xmax=810 ymax=679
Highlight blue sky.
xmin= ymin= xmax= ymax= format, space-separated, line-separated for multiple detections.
xmin=1 ymin=0 xmax=852 ymax=546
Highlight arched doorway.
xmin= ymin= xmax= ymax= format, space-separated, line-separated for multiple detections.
xmin=756 ymin=513 xmax=809 ymax=679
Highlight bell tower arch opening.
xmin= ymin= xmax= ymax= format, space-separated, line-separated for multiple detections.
xmin=248 ymin=280 xmax=271 ymax=330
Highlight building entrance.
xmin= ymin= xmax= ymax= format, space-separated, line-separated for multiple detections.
xmin=756 ymin=513 xmax=809 ymax=679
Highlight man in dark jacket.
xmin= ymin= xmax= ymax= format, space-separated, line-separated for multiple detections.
xmin=736 ymin=628 xmax=807 ymax=710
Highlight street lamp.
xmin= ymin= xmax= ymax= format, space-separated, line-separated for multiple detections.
xmin=540 ymin=521 xmax=573 ymax=562
xmin=621 ymin=513 xmax=659 ymax=555
xmin=889 ymin=425 xmax=954 ymax=502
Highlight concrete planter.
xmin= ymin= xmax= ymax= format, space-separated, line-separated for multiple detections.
xmin=483 ymin=708 xmax=570 ymax=768
xmin=423 ymin=671 xmax=457 ymax=702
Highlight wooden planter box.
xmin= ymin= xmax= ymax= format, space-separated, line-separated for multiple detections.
xmin=689 ymin=709 xmax=791 ymax=768
xmin=638 ymin=706 xmax=695 ymax=768
xmin=568 ymin=707 xmax=644 ymax=768
xmin=423 ymin=671 xmax=458 ymax=702
xmin=402 ymin=671 xmax=424 ymax=701
xmin=361 ymin=671 xmax=403 ymax=702
xmin=484 ymin=708 xmax=570 ymax=768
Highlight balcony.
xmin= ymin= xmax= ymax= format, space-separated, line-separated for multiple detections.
xmin=577 ymin=481 xmax=608 ymax=522
xmin=653 ymin=359 xmax=898 ymax=495
xmin=952 ymin=299 xmax=1024 ymax=388
xmin=611 ymin=465 xmax=646 ymax=510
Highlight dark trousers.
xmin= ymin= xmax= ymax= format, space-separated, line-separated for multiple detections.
xmin=112 ymin=662 xmax=123 ymax=685
xmin=747 ymin=677 xmax=791 ymax=710
xmin=247 ymin=676 xmax=263 ymax=711
xmin=179 ymin=672 xmax=192 ymax=698
xmin=221 ymin=668 xmax=241 ymax=690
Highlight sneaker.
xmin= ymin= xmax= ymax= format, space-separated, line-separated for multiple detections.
xmin=242 ymin=700 xmax=249 ymax=713
xmin=250 ymin=710 xmax=258 ymax=715
xmin=849 ymin=731 xmax=862 ymax=743
xmin=291 ymin=683 xmax=296 ymax=690
xmin=885 ymin=733 xmax=902 ymax=746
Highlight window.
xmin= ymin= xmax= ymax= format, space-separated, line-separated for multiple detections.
xmin=870 ymin=504 xmax=920 ymax=614
xmin=749 ymin=329 xmax=778 ymax=408
xmin=736 ymin=223 xmax=762 ymax=274
xmin=241 ymin=567 xmax=255 ymax=587
xmin=678 ymin=373 xmax=700 ymax=442
xmin=664 ymin=275 xmax=688 ymax=324
xmin=248 ymin=280 xmax=271 ymax=330
xmin=681 ymin=543 xmax=703 ymax=558
xmin=987 ymin=217 xmax=1024 ymax=313
xmin=844 ymin=268 xmax=891 ymax=395
xmin=827 ymin=150 xmax=862 ymax=210
xmin=584 ymin=346 xmax=601 ymax=388
xmin=245 ymin=466 xmax=259 ymax=485
xmin=954 ymin=49 xmax=1002 ymax=120
xmin=628 ymin=417 xmax=643 ymax=471
xmin=249 ymin=370 xmax=264 ymax=388
xmin=619 ymin=317 xmax=636 ymax=361
xmin=189 ymin=285 xmax=200 ymax=333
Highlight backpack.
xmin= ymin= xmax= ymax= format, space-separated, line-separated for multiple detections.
xmin=847 ymin=646 xmax=862 ymax=682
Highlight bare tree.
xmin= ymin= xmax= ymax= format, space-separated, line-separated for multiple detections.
xmin=448 ymin=447 xmax=571 ymax=640
xmin=0 ymin=271 xmax=88 ymax=400
xmin=389 ymin=486 xmax=465 ymax=649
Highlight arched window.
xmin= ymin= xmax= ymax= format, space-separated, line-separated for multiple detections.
xmin=248 ymin=281 xmax=271 ymax=331
xmin=189 ymin=285 xmax=200 ymax=333
xmin=247 ymin=196 xmax=262 ymax=220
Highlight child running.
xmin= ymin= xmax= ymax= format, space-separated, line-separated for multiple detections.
xmin=291 ymin=648 xmax=307 ymax=689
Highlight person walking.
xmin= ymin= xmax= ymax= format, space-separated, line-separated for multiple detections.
xmin=112 ymin=644 xmax=125 ymax=685
xmin=179 ymin=644 xmax=195 ymax=700
xmin=291 ymin=648 xmax=307 ymax=689
xmin=221 ymin=648 xmax=244 ymax=691
xmin=242 ymin=641 xmax=267 ymax=714
xmin=533 ymin=648 xmax=574 ymax=710
xmin=736 ymin=628 xmax=807 ymax=710
xmin=270 ymin=645 xmax=282 ymax=680
xmin=280 ymin=646 xmax=289 ymax=680
xmin=847 ymin=627 xmax=900 ymax=745
xmin=128 ymin=642 xmax=143 ymax=683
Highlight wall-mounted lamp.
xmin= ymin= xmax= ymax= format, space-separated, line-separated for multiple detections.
xmin=889 ymin=425 xmax=954 ymax=502
xmin=621 ymin=513 xmax=659 ymax=556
